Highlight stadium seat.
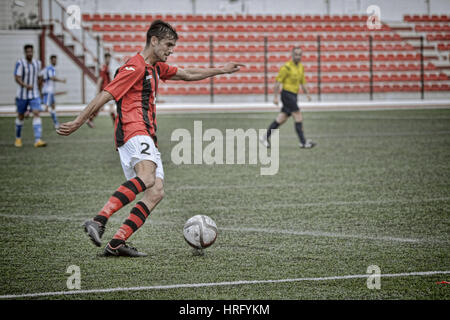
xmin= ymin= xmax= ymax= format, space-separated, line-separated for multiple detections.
xmin=122 ymin=34 xmax=133 ymax=42
xmin=134 ymin=14 xmax=146 ymax=22
xmin=110 ymin=14 xmax=122 ymax=21
xmin=91 ymin=13 xmax=102 ymax=21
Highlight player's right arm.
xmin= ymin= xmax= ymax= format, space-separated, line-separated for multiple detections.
xmin=57 ymin=59 xmax=143 ymax=136
xmin=50 ymin=76 xmax=66 ymax=83
xmin=15 ymin=75 xmax=33 ymax=90
xmin=56 ymin=90 xmax=114 ymax=136
xmin=96 ymin=77 xmax=103 ymax=94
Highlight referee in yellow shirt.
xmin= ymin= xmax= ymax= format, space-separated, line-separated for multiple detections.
xmin=260 ymin=47 xmax=316 ymax=149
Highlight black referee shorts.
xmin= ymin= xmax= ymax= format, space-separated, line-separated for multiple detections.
xmin=280 ymin=90 xmax=299 ymax=116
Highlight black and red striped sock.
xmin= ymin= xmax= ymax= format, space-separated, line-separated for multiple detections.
xmin=93 ymin=177 xmax=146 ymax=226
xmin=109 ymin=201 xmax=151 ymax=247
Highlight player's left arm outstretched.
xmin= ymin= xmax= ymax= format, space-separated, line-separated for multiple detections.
xmin=170 ymin=62 xmax=244 ymax=81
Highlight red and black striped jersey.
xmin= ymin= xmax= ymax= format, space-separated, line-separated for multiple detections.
xmin=104 ymin=53 xmax=177 ymax=148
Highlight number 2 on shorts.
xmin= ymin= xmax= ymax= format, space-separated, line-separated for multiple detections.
xmin=141 ymin=142 xmax=151 ymax=155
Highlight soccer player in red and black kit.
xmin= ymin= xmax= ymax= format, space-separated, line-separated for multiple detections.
xmin=57 ymin=20 xmax=244 ymax=257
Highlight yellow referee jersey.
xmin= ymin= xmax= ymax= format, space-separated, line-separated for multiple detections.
xmin=275 ymin=60 xmax=306 ymax=94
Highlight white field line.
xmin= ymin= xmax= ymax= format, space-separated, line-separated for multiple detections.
xmin=0 ymin=270 xmax=449 ymax=299
xmin=220 ymin=226 xmax=424 ymax=243
xmin=1 ymin=194 xmax=449 ymax=244
xmin=0 ymin=212 xmax=430 ymax=243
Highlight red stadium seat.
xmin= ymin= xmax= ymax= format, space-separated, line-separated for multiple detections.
xmin=122 ymin=14 xmax=132 ymax=21
xmin=82 ymin=13 xmax=91 ymax=21
xmin=134 ymin=14 xmax=146 ymax=22
xmin=112 ymin=14 xmax=123 ymax=21
xmin=91 ymin=24 xmax=101 ymax=31
xmin=101 ymin=24 xmax=114 ymax=32
xmin=91 ymin=13 xmax=102 ymax=21
xmin=101 ymin=14 xmax=112 ymax=21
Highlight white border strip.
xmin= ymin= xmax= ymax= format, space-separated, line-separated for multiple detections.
xmin=1 ymin=270 xmax=448 ymax=299
xmin=0 ymin=99 xmax=449 ymax=115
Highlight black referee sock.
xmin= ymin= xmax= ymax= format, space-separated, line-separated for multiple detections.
xmin=266 ymin=120 xmax=280 ymax=139
xmin=295 ymin=122 xmax=306 ymax=145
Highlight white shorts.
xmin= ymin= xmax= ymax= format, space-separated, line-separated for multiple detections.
xmin=118 ymin=135 xmax=164 ymax=181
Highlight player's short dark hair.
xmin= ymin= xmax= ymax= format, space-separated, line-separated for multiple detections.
xmin=50 ymin=55 xmax=57 ymax=59
xmin=104 ymin=52 xmax=111 ymax=58
xmin=146 ymin=20 xmax=178 ymax=46
xmin=24 ymin=44 xmax=33 ymax=51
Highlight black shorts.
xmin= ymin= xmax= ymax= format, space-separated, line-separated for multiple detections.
xmin=280 ymin=90 xmax=299 ymax=116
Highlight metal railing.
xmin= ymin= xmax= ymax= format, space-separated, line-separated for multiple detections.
xmin=199 ymin=34 xmax=428 ymax=102
xmin=38 ymin=0 xmax=117 ymax=74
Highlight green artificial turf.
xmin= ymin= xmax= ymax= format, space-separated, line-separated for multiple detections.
xmin=0 ymin=109 xmax=449 ymax=300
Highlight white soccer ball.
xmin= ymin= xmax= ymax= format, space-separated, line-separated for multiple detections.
xmin=183 ymin=215 xmax=218 ymax=249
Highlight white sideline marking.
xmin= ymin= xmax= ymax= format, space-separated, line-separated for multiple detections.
xmin=220 ymin=227 xmax=423 ymax=243
xmin=1 ymin=270 xmax=449 ymax=299
xmin=0 ymin=197 xmax=448 ymax=244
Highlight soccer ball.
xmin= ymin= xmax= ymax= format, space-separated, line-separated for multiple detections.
xmin=183 ymin=215 xmax=218 ymax=249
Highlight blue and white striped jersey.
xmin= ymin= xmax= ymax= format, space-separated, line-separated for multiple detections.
xmin=40 ymin=65 xmax=56 ymax=94
xmin=14 ymin=58 xmax=42 ymax=100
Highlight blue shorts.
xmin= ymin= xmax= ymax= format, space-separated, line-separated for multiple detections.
xmin=16 ymin=97 xmax=42 ymax=114
xmin=280 ymin=90 xmax=300 ymax=116
xmin=42 ymin=93 xmax=55 ymax=106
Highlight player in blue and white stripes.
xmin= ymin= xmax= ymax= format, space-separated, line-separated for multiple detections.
xmin=40 ymin=55 xmax=66 ymax=129
xmin=14 ymin=44 xmax=46 ymax=147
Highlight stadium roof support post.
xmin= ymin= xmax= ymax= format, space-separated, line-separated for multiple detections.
xmin=264 ymin=36 xmax=268 ymax=102
xmin=317 ymin=35 xmax=321 ymax=102
xmin=420 ymin=35 xmax=425 ymax=100
xmin=96 ymin=35 xmax=100 ymax=76
xmin=40 ymin=25 xmax=46 ymax=68
xmin=369 ymin=35 xmax=373 ymax=101
xmin=209 ymin=35 xmax=214 ymax=103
